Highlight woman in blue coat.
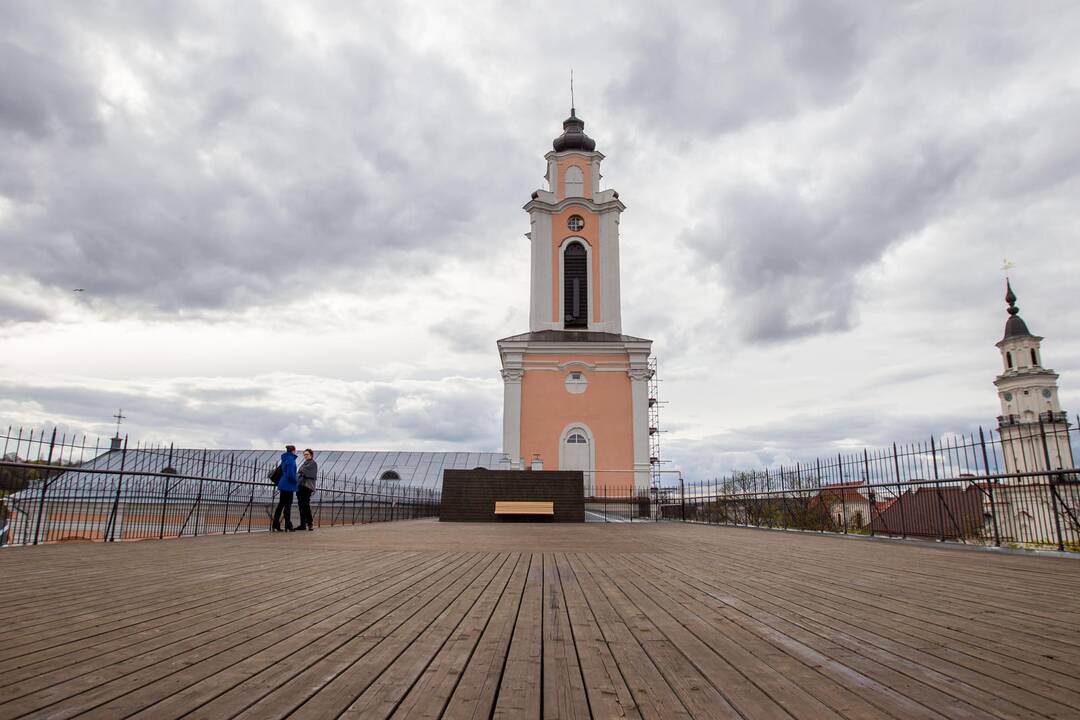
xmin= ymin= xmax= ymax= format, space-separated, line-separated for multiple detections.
xmin=272 ymin=445 xmax=299 ymax=531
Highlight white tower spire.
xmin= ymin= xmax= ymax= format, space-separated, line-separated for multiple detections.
xmin=993 ymin=279 xmax=1072 ymax=472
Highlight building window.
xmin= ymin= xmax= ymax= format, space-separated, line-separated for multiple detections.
xmin=1031 ymin=349 xmax=1038 ymax=366
xmin=379 ymin=470 xmax=400 ymax=481
xmin=563 ymin=242 xmax=588 ymax=328
xmin=565 ymin=166 xmax=584 ymax=197
xmin=1006 ymin=352 xmax=1013 ymax=369
xmin=567 ymin=433 xmax=587 ymax=444
xmin=567 ymin=215 xmax=585 ymax=231
xmin=565 ymin=371 xmax=588 ymax=395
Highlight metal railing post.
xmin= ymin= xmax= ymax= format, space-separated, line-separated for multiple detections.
xmin=105 ymin=436 xmax=129 ymax=543
xmin=223 ymin=456 xmax=234 ymax=534
xmin=931 ymin=436 xmax=946 ymax=542
xmin=864 ymin=449 xmax=874 ymax=537
xmin=978 ymin=428 xmax=1000 ymax=546
xmin=1040 ymin=417 xmax=1066 ymax=552
xmin=248 ymin=463 xmax=256 ymax=534
xmin=680 ymin=477 xmax=686 ymax=522
xmin=815 ymin=459 xmax=823 ymax=533
xmin=158 ymin=443 xmax=174 ymax=540
xmin=892 ymin=443 xmax=906 ymax=539
xmin=193 ymin=449 xmax=207 ymax=537
xmin=31 ymin=427 xmax=58 ymax=545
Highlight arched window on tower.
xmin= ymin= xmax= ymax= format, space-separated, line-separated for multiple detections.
xmin=1006 ymin=351 xmax=1013 ymax=369
xmin=564 ymin=166 xmax=584 ymax=197
xmin=1030 ymin=348 xmax=1038 ymax=366
xmin=563 ymin=242 xmax=588 ymax=328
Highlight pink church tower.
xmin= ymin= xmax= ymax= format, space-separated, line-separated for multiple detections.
xmin=498 ymin=109 xmax=652 ymax=493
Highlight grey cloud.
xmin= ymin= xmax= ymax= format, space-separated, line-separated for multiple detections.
xmin=0 ymin=294 xmax=49 ymax=324
xmin=607 ymin=0 xmax=869 ymax=140
xmin=0 ymin=3 xmax=535 ymax=321
xmin=666 ymin=407 xmax=999 ymax=481
xmin=0 ymin=40 xmax=103 ymax=144
xmin=429 ymin=318 xmax=494 ymax=355
xmin=609 ymin=1 xmax=1080 ymax=345
xmin=0 ymin=374 xmax=500 ymax=451
xmin=686 ymin=135 xmax=976 ymax=342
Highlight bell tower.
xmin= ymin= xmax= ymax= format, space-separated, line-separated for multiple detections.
xmin=993 ymin=280 xmax=1073 ymax=472
xmin=498 ymin=108 xmax=652 ymax=492
xmin=524 ymin=108 xmax=625 ymax=334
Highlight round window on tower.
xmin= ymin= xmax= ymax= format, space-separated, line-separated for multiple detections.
xmin=567 ymin=215 xmax=585 ymax=232
xmin=1003 ymin=392 xmax=1013 ymax=402
xmin=564 ymin=371 xmax=588 ymax=395
xmin=1043 ymin=389 xmax=1052 ymax=399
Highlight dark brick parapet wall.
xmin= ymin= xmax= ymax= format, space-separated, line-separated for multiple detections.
xmin=440 ymin=470 xmax=585 ymax=522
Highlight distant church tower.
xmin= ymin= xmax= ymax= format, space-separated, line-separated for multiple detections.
xmin=994 ymin=280 xmax=1073 ymax=472
xmin=497 ymin=109 xmax=652 ymax=492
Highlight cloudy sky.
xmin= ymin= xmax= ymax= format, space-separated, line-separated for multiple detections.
xmin=2 ymin=1 xmax=1078 ymax=478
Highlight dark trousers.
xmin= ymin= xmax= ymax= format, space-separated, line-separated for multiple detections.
xmin=297 ymin=486 xmax=314 ymax=529
xmin=273 ymin=490 xmax=294 ymax=530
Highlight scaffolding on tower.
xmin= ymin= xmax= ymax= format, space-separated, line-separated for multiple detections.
xmin=648 ymin=357 xmax=664 ymax=491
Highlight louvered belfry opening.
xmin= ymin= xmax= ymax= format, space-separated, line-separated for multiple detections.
xmin=563 ymin=242 xmax=588 ymax=328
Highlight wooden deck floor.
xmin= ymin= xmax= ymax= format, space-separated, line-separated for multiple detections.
xmin=2 ymin=520 xmax=1079 ymax=719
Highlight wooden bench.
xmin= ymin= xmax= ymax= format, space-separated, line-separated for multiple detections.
xmin=494 ymin=501 xmax=554 ymax=516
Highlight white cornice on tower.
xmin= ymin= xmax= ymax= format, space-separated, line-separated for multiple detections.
xmin=523 ymin=195 xmax=626 ymax=214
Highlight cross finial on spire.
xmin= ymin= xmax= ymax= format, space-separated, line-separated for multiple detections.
xmin=112 ymin=408 xmax=126 ymax=438
xmin=570 ymin=68 xmax=575 ymax=114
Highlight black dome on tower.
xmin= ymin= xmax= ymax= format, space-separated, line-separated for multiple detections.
xmin=553 ymin=108 xmax=596 ymax=152
xmin=1003 ymin=279 xmax=1033 ymax=339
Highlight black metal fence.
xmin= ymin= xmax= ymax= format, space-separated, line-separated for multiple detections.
xmin=4 ymin=418 xmax=1078 ymax=552
xmin=0 ymin=428 xmax=440 ymax=547
xmin=659 ymin=417 xmax=1080 ymax=552
xmin=583 ymin=489 xmax=653 ymax=522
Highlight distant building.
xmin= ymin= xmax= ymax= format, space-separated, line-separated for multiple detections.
xmin=498 ymin=109 xmax=653 ymax=493
xmin=871 ymin=486 xmax=985 ymax=540
xmin=993 ymin=280 xmax=1073 ymax=472
xmin=808 ymin=482 xmax=881 ymax=529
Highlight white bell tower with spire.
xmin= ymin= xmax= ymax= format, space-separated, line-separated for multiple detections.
xmin=497 ymin=106 xmax=653 ymax=492
xmin=993 ymin=279 xmax=1073 ymax=472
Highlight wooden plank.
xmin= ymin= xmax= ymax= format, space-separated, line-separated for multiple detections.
xmin=715 ymin=557 xmax=1080 ymax=715
xmin=439 ymin=554 xmax=531 ymax=720
xmin=0 ymin=552 xmax=420 ymax=706
xmin=283 ymin=553 xmax=503 ymax=720
xmin=9 ymin=553 xmax=456 ymax=720
xmin=622 ymin=552 xmax=900 ymax=720
xmin=188 ymin=552 xmax=487 ymax=720
xmin=116 ymin=553 xmax=453 ymax=719
xmin=0 ymin=549 xmax=321 ymax=658
xmin=3 ymin=518 xmax=1080 ymax=720
xmin=553 ymin=553 xmax=642 ymax=719
xmin=563 ymin=553 xmax=692 ymax=719
xmin=492 ymin=552 xmax=543 ymax=720
xmin=574 ymin=553 xmax=744 ymax=720
xmin=391 ymin=553 xmax=526 ymax=720
xmin=339 ymin=554 xmax=516 ymax=718
xmin=635 ymin=553 xmax=984 ymax=720
xmin=593 ymin=552 xmax=842 ymax=720
xmin=541 ymin=552 xmax=591 ymax=719
xmin=666 ymin=537 xmax=1080 ymax=699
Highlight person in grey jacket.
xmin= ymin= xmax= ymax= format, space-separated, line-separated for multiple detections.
xmin=296 ymin=448 xmax=318 ymax=531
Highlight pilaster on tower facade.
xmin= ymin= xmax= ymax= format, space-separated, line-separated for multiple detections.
xmin=993 ymin=280 xmax=1073 ymax=472
xmin=498 ymin=109 xmax=652 ymax=492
